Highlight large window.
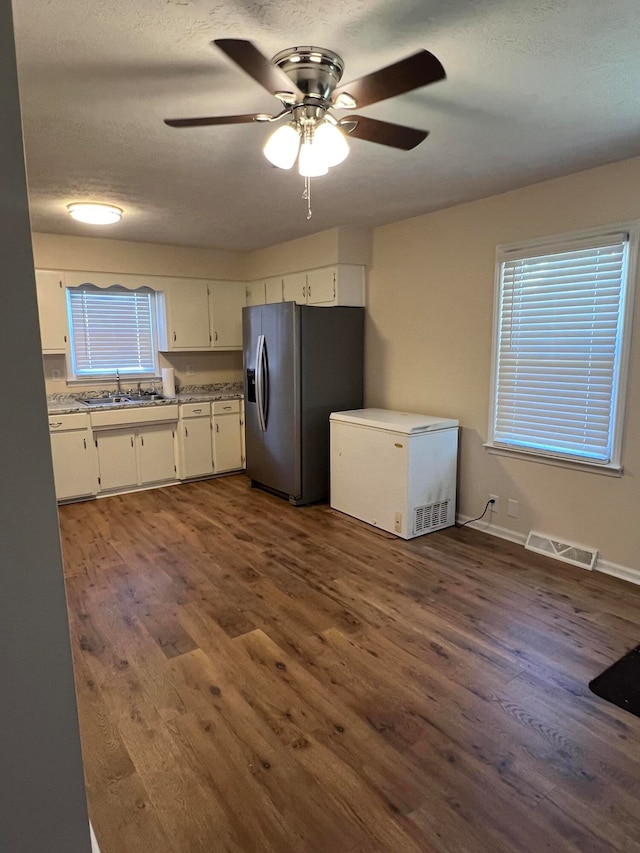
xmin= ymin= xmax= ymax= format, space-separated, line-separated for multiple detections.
xmin=489 ymin=225 xmax=637 ymax=470
xmin=67 ymin=286 xmax=157 ymax=380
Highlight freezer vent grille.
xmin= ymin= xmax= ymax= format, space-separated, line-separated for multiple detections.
xmin=414 ymin=500 xmax=450 ymax=534
xmin=525 ymin=531 xmax=598 ymax=571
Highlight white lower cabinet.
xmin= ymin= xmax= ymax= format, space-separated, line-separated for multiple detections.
xmin=177 ymin=399 xmax=244 ymax=478
xmin=178 ymin=403 xmax=214 ymax=479
xmin=48 ymin=413 xmax=98 ymax=501
xmin=95 ymin=423 xmax=177 ymax=492
xmin=95 ymin=429 xmax=138 ymax=492
xmin=138 ymin=424 xmax=177 ymax=484
xmin=212 ymin=400 xmax=243 ymax=473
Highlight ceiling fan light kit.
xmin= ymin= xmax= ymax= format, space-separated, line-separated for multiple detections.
xmin=165 ymin=39 xmax=446 ymax=219
xmin=67 ymin=202 xmax=123 ymax=225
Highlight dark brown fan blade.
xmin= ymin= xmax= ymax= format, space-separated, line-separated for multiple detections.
xmin=332 ymin=50 xmax=445 ymax=109
xmin=213 ymin=39 xmax=303 ymax=101
xmin=164 ymin=114 xmax=266 ymax=128
xmin=340 ymin=115 xmax=428 ymax=150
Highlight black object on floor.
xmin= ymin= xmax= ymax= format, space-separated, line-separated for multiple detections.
xmin=589 ymin=645 xmax=640 ymax=718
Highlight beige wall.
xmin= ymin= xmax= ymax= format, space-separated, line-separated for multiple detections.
xmin=34 ymin=232 xmax=245 ymax=392
xmin=245 ymin=226 xmax=372 ymax=279
xmin=367 ymin=155 xmax=640 ymax=571
xmin=32 ymin=232 xmax=245 ymax=279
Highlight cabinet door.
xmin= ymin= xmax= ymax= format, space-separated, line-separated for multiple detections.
xmin=208 ymin=281 xmax=245 ymax=349
xmin=36 ymin=270 xmax=68 ymax=353
xmin=282 ymin=272 xmax=307 ymax=304
xmin=265 ymin=277 xmax=284 ymax=304
xmin=138 ymin=424 xmax=176 ymax=484
xmin=306 ymin=267 xmax=336 ymax=305
xmin=179 ymin=417 xmax=214 ymax=479
xmin=50 ymin=430 xmax=97 ymax=500
xmin=212 ymin=412 xmax=243 ymax=473
xmin=246 ymin=281 xmax=265 ymax=306
xmin=165 ymin=280 xmax=211 ymax=350
xmin=96 ymin=430 xmax=138 ymax=492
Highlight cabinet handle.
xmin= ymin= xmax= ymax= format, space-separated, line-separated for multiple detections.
xmin=214 ymin=331 xmax=218 ymax=341
xmin=216 ymin=423 xmax=219 ymax=433
xmin=49 ymin=421 xmax=62 ymax=428
xmin=193 ymin=408 xmax=202 ymax=414
xmin=140 ymin=435 xmax=144 ymax=446
xmin=185 ymin=426 xmax=188 ymax=437
xmin=173 ymin=331 xmax=177 ymax=342
xmin=302 ymin=285 xmax=306 ymax=298
xmin=83 ymin=438 xmax=87 ymax=449
xmin=131 ymin=436 xmax=134 ymax=447
xmin=64 ymin=335 xmax=67 ymax=343
xmin=308 ymin=284 xmax=311 ymax=299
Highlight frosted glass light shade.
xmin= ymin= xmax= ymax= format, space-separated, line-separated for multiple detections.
xmin=263 ymin=124 xmax=300 ymax=169
xmin=298 ymin=139 xmax=329 ymax=177
xmin=67 ymin=203 xmax=122 ymax=224
xmin=314 ymin=122 xmax=350 ymax=167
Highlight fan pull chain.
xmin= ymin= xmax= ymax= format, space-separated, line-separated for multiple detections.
xmin=303 ymin=176 xmax=313 ymax=219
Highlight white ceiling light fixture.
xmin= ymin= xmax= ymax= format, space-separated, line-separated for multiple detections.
xmin=67 ymin=202 xmax=123 ymax=225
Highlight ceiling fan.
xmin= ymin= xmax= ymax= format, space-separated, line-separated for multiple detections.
xmin=164 ymin=39 xmax=446 ymax=218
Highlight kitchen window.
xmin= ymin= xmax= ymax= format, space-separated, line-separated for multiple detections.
xmin=67 ymin=285 xmax=158 ymax=380
xmin=488 ymin=224 xmax=638 ymax=471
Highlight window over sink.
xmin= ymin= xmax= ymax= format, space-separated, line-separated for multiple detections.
xmin=67 ymin=285 xmax=158 ymax=381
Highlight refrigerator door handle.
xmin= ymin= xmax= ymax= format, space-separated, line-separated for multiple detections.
xmin=255 ymin=334 xmax=267 ymax=432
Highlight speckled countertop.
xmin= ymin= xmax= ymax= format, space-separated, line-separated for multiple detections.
xmin=47 ymin=382 xmax=244 ymax=415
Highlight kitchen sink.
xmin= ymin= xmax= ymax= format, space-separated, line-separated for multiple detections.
xmin=81 ymin=394 xmax=166 ymax=407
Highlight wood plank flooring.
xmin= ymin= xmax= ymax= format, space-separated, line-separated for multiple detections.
xmin=59 ymin=475 xmax=640 ymax=853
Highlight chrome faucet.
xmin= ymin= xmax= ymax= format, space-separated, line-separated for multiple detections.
xmin=115 ymin=369 xmax=122 ymax=395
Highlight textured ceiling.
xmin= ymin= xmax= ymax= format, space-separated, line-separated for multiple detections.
xmin=12 ymin=0 xmax=640 ymax=251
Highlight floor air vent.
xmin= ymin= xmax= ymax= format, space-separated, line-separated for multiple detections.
xmin=525 ymin=530 xmax=598 ymax=571
xmin=414 ymin=500 xmax=450 ymax=534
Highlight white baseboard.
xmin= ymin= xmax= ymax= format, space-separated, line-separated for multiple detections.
xmin=456 ymin=514 xmax=640 ymax=587
xmin=594 ymin=558 xmax=640 ymax=586
xmin=456 ymin=514 xmax=527 ymax=545
xmin=90 ymin=823 xmax=101 ymax=853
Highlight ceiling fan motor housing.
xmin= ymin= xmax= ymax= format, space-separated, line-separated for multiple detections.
xmin=271 ymin=46 xmax=345 ymax=103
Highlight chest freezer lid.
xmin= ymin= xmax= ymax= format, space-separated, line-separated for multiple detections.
xmin=330 ymin=408 xmax=458 ymax=434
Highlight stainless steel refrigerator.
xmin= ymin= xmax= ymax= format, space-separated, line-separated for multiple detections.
xmin=243 ymin=301 xmax=364 ymax=505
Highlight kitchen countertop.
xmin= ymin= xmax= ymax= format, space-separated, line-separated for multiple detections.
xmin=47 ymin=382 xmax=244 ymax=415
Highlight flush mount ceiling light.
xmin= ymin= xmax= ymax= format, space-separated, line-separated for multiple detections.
xmin=67 ymin=203 xmax=123 ymax=225
xmin=165 ymin=40 xmax=446 ymax=219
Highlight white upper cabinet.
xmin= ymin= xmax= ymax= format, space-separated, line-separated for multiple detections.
xmin=35 ymin=270 xmax=68 ymax=353
xmin=282 ymin=272 xmax=308 ymax=305
xmin=246 ymin=280 xmax=266 ymax=306
xmin=307 ymin=265 xmax=365 ymax=306
xmin=157 ymin=278 xmax=211 ymax=351
xmin=265 ymin=277 xmax=284 ymax=304
xmin=208 ymin=281 xmax=245 ymax=349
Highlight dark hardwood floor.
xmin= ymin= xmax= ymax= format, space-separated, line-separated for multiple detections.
xmin=59 ymin=475 xmax=640 ymax=853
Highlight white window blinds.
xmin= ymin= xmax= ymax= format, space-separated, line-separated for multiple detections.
xmin=68 ymin=287 xmax=156 ymax=377
xmin=492 ymin=234 xmax=631 ymax=465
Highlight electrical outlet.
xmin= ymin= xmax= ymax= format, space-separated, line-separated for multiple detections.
xmin=507 ymin=499 xmax=519 ymax=518
xmin=394 ymin=512 xmax=402 ymax=533
xmin=186 ymin=363 xmax=195 ymax=376
xmin=489 ymin=494 xmax=499 ymax=512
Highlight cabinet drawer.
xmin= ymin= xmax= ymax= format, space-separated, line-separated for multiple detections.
xmin=180 ymin=402 xmax=212 ymax=419
xmin=212 ymin=399 xmax=240 ymax=415
xmin=48 ymin=412 xmax=90 ymax=431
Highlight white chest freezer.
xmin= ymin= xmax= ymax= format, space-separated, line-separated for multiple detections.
xmin=330 ymin=408 xmax=459 ymax=539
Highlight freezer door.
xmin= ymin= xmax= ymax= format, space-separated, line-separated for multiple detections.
xmin=243 ymin=302 xmax=301 ymax=498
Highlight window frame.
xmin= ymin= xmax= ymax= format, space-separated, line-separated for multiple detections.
xmin=486 ymin=222 xmax=639 ymax=473
xmin=66 ymin=284 xmax=160 ymax=384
